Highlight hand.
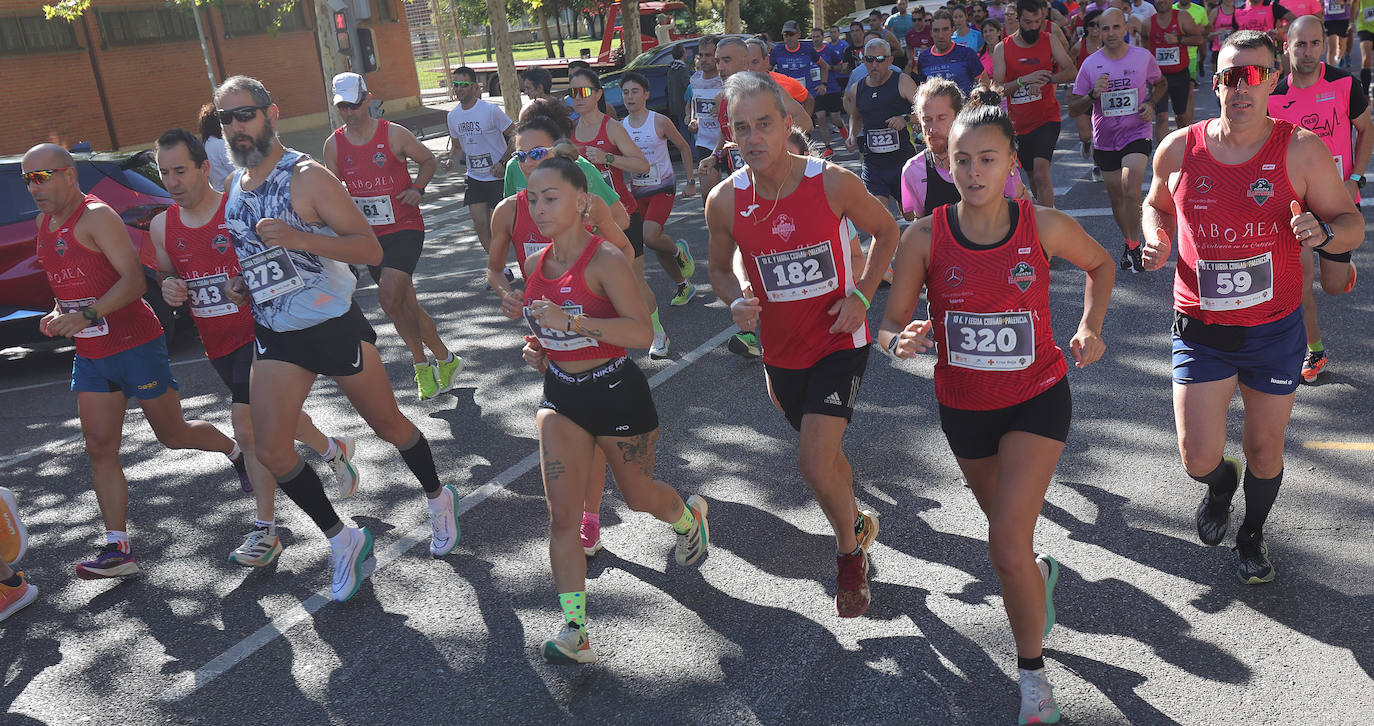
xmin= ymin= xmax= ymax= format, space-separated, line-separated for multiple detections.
xmin=1136 ymin=98 xmax=1156 ymax=120
xmin=886 ymin=115 xmax=907 ymax=131
xmin=530 ymin=297 xmax=571 ymax=331
xmin=1092 ymin=73 xmax=1109 ymax=97
xmin=500 ymin=289 xmax=524 ymax=320
xmin=697 ymin=157 xmax=714 ymax=177
xmin=162 ymin=276 xmax=188 ymax=307
xmin=48 ymin=311 xmax=92 ymax=338
xmin=827 ymin=292 xmax=867 ymax=334
xmin=440 ymin=156 xmax=455 ymax=172
xmin=688 ymin=118 xmax=699 ymax=132
xmin=813 ymin=84 xmax=828 ymax=96
xmin=255 ymin=218 xmax=303 ymax=250
xmin=397 ymin=187 xmax=422 ymax=206
xmin=729 ymin=295 xmax=762 ymax=332
xmin=683 ymin=178 xmax=697 ymax=198
xmin=39 ymin=309 xmax=59 ymax=337
xmin=226 ymin=275 xmax=249 ymax=306
xmin=892 ymin=319 xmax=935 ymax=358
xmin=1070 ymin=326 xmax=1106 ymax=368
xmin=1290 ymin=199 xmax=1325 ymax=248
xmin=522 ymin=335 xmax=549 ymax=373
xmin=1143 ymin=227 xmax=1172 ymax=271
xmin=845 ymin=134 xmax=858 ymax=152
xmin=1345 ymin=179 xmax=1360 ymax=204
xmin=1164 ymin=32 xmax=1179 ymax=44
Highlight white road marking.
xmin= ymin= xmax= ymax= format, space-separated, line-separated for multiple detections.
xmin=158 ymin=324 xmax=740 ymax=702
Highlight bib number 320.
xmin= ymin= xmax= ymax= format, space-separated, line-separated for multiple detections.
xmin=944 ymin=310 xmax=1036 ymax=371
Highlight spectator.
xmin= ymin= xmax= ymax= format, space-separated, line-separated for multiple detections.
xmin=196 ymin=103 xmax=235 ymax=192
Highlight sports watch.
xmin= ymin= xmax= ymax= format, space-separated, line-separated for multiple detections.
xmin=1349 ymin=173 xmax=1365 ymax=189
xmin=81 ymin=306 xmax=100 ymax=321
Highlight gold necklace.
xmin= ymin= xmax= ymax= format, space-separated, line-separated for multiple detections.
xmin=747 ymin=157 xmax=794 ymax=224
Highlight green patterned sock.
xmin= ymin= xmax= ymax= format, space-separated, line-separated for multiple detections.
xmin=558 ymin=591 xmax=586 ymax=627
xmin=650 ymin=309 xmax=663 ymax=333
xmin=1308 ymin=340 xmax=1324 ymax=353
xmin=671 ymin=502 xmax=696 ymax=534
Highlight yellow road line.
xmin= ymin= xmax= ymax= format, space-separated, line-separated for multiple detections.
xmin=1304 ymin=441 xmax=1374 ymax=451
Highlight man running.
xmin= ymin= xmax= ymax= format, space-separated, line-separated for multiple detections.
xmin=687 ymin=35 xmax=724 ymax=170
xmin=993 ymin=0 xmax=1079 ymax=207
xmin=845 ymin=38 xmax=920 ymax=216
xmin=151 ymin=128 xmax=359 ymax=567
xmin=24 ymin=143 xmax=244 ymax=580
xmin=917 ymin=10 xmax=991 ymax=96
xmin=1357 ymin=0 xmax=1374 ymax=91
xmin=323 ymin=73 xmax=462 ymax=400
xmin=447 ymin=66 xmax=516 ymax=255
xmin=1141 ymin=32 xmax=1363 ymax=584
xmin=215 ymin=75 xmax=461 ymax=602
xmin=812 ymin=27 xmax=848 ymax=157
xmin=706 ymin=72 xmax=901 ymax=617
xmin=1266 ymin=15 xmax=1364 ymax=381
xmin=771 ymin=20 xmax=829 ymax=98
xmin=1069 ymin=7 xmax=1167 ymax=271
xmin=1147 ymin=0 xmax=1205 ymax=141
xmin=905 ymin=9 xmax=936 ymax=64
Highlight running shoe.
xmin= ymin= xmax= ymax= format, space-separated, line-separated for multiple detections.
xmin=542 ymin=620 xmax=596 ymax=664
xmin=0 ymin=572 xmax=37 ymax=623
xmin=328 ymin=436 xmax=360 ymax=499
xmin=504 ymin=267 xmax=517 ymax=286
xmin=1079 ymin=140 xmax=1091 ymax=160
xmin=415 ymin=362 xmax=439 ymax=401
xmin=329 ymin=526 xmax=373 ymax=602
xmin=1301 ymin=349 xmax=1328 ymax=383
xmin=835 ymin=548 xmax=871 ymax=617
xmin=1090 ymin=166 xmax=1102 ymax=182
xmin=435 ymin=354 xmax=464 ymax=394
xmin=75 ymin=543 xmax=140 ymax=580
xmin=727 ymin=331 xmax=762 ymax=359
xmin=674 ymin=494 xmax=710 ymax=566
xmin=1018 ymin=668 xmax=1061 ymax=724
xmin=670 ymin=281 xmax=696 ymax=307
xmin=581 ymin=513 xmax=603 ymax=556
xmin=820 ymin=145 xmax=835 ymax=159
xmin=229 ymin=526 xmax=282 ymax=568
xmin=649 ymin=330 xmax=670 ymax=359
xmin=856 ymin=509 xmax=880 ymax=552
xmin=1341 ymin=261 xmax=1357 ymax=295
xmin=1037 ymin=553 xmax=1059 ymax=638
xmin=229 ymin=453 xmax=253 ymax=493
xmin=1119 ymin=243 xmax=1143 ymax=273
xmin=0 ymin=486 xmax=29 ymax=565
xmin=1195 ymin=456 xmax=1240 ymax=546
xmin=674 ymin=238 xmax=696 ymax=279
xmin=1235 ymin=532 xmax=1277 ymax=585
xmin=429 ymin=484 xmax=462 ymax=557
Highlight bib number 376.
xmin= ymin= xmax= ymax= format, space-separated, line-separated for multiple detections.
xmin=239 ymin=246 xmax=305 ymax=304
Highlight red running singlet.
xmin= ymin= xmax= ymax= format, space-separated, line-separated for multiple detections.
xmin=511 ymin=189 xmax=552 ymax=269
xmin=34 ymin=194 xmax=163 ymax=359
xmin=730 ymin=157 xmax=868 ymax=369
xmin=162 ymin=197 xmax=255 ymax=359
xmin=575 ymin=116 xmax=637 ymax=215
xmin=1150 ymin=12 xmax=1190 ymax=75
xmin=1171 ymin=119 xmax=1303 ymax=326
xmin=331 ymin=120 xmax=424 ymax=236
xmin=1003 ymin=33 xmax=1062 ymax=135
xmin=926 ymin=199 xmax=1067 ymax=411
xmin=522 ymin=236 xmax=627 ymax=362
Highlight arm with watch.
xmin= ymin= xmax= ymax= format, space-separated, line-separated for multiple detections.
xmin=1288 ymin=129 xmax=1363 ymax=265
xmin=42 ymin=204 xmax=150 ymax=339
xmin=394 ymin=122 xmax=437 ymax=207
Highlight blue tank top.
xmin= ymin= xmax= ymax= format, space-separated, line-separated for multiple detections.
xmin=224 ymin=149 xmax=355 ymax=332
xmin=855 ymin=70 xmax=915 ymax=168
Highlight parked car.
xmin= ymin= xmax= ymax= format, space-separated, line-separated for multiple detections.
xmin=601 ymin=35 xmax=749 ymax=117
xmin=0 ymin=147 xmax=180 ymax=348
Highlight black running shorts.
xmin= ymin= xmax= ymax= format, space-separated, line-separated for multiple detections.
xmin=1162 ymin=70 xmax=1192 ymax=116
xmin=540 ymin=356 xmax=659 ymax=437
xmin=1015 ymin=121 xmax=1061 ymax=173
xmin=1093 ymin=138 xmax=1152 ymax=173
xmin=252 ymin=301 xmax=378 ymax=378
xmin=464 ymin=177 xmax=505 ymax=207
xmin=938 ymin=376 xmax=1072 ymax=460
xmin=210 ymin=341 xmax=254 ymax=404
xmin=765 ymin=345 xmax=870 ymax=432
xmin=368 ymin=228 xmax=425 ymax=282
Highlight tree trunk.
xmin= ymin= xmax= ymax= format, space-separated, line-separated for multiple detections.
xmin=313 ymin=0 xmax=349 ymax=127
xmin=428 ymin=0 xmax=455 ymax=99
xmin=449 ymin=0 xmax=467 ymax=65
xmin=725 ymin=0 xmax=740 ymax=33
xmin=539 ymin=6 xmax=555 ymax=57
xmin=486 ymin=0 xmax=522 ymax=118
xmin=813 ymin=0 xmax=825 ymax=32
xmin=621 ymin=0 xmax=641 ymax=61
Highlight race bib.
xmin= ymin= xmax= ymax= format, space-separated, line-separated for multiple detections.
xmin=810 ymin=66 xmax=822 ymax=83
xmin=1197 ymin=252 xmax=1274 ymax=311
xmin=56 ymin=297 xmax=108 ymax=338
xmin=1155 ymin=46 xmax=1180 ymax=66
xmin=523 ymin=239 xmax=550 ymax=261
xmin=1334 ymin=154 xmax=1345 ymax=175
xmin=631 ymin=164 xmax=662 ymax=188
xmin=693 ymin=97 xmax=718 ymax=124
xmin=185 ymin=273 xmax=238 ymax=318
xmin=351 ymin=194 xmax=395 ymax=226
xmin=866 ymin=128 xmax=899 ymax=153
xmin=754 ymin=241 xmax=839 ymax=302
xmin=1101 ymin=88 xmax=1138 ymax=117
xmin=1364 ymin=5 xmax=1374 ymax=21
xmin=523 ymin=303 xmax=597 ymax=351
xmin=467 ymin=153 xmax=493 ymax=172
xmin=239 ymin=246 xmax=304 ymax=304
xmin=1010 ymin=84 xmax=1042 ymax=105
xmin=1326 ymin=0 xmax=1345 ymax=14
xmin=944 ymin=310 xmax=1036 ymax=371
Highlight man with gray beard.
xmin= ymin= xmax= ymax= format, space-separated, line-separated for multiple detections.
xmin=215 ymin=75 xmax=462 ymax=603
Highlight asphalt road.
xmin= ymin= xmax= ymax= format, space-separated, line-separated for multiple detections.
xmin=3 ymin=93 xmax=1373 ymax=725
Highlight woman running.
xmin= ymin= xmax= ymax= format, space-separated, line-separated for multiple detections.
xmin=878 ymin=94 xmax=1115 ymax=724
xmin=1210 ymin=0 xmax=1239 ymax=69
xmin=510 ymin=155 xmax=708 ymax=665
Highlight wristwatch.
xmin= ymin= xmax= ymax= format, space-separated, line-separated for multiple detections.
xmin=1088 ymin=89 xmax=1099 ymax=100
xmin=81 ymin=306 xmax=99 ymax=321
xmin=1312 ymin=214 xmax=1335 ymax=249
xmin=605 ymin=152 xmax=616 ymax=165
xmin=1350 ymin=173 xmax=1365 ymax=189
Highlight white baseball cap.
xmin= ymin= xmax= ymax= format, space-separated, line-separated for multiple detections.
xmin=332 ymin=72 xmax=367 ymax=105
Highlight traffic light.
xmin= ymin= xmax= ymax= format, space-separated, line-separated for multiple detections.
xmin=333 ymin=10 xmax=351 ymax=52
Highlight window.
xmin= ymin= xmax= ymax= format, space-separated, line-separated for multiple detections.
xmin=221 ymin=2 xmax=309 ymax=36
xmin=0 ymin=15 xmax=81 ymax=55
xmin=98 ymin=7 xmax=198 ymax=46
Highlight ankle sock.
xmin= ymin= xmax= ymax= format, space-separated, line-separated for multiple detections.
xmin=426 ymin=485 xmax=450 ymax=515
xmin=0 ymin=572 xmax=21 ymax=587
xmin=1308 ymin=340 xmax=1324 ymax=353
xmin=1018 ymin=655 xmax=1045 ymax=671
xmin=107 ymin=530 xmax=130 ymax=553
xmin=253 ymin=519 xmax=275 ymax=532
xmin=322 ymin=437 xmax=340 ymax=461
xmin=1125 ymin=238 xmax=1140 ymax=250
xmin=671 ymin=503 xmax=696 ymax=534
xmin=559 ymin=591 xmax=587 ymax=627
xmin=228 ymin=441 xmax=242 ymax=460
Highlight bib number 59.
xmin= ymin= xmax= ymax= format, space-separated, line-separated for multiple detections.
xmin=1212 ymin=270 xmax=1252 ymax=295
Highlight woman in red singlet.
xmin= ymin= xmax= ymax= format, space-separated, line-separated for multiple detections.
xmin=507 ymin=156 xmax=708 ymax=666
xmin=878 ymin=91 xmax=1115 ymax=726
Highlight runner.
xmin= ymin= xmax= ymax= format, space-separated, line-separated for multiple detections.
xmin=746 ymin=37 xmax=817 ymax=116
xmin=954 ymin=5 xmax=989 ymax=51
xmin=1074 ymin=9 xmax=1106 ymax=162
xmin=24 ymin=143 xmax=246 ymax=580
xmin=0 ymin=487 xmax=36 ymax=622
xmin=901 ymin=79 xmax=1030 ymax=220
xmin=1210 ymin=0 xmax=1239 ymax=71
xmin=521 ymin=67 xmax=556 ymax=102
xmin=1266 ymin=15 xmax=1365 ymax=381
xmin=993 ymin=0 xmax=1080 ymax=207
xmin=1176 ymin=0 xmax=1212 ymax=81
xmin=620 ymin=71 xmax=700 ymax=308
xmin=812 ymin=27 xmax=848 ymax=157
xmin=1145 ymin=0 xmax=1204 ymax=142
xmin=1234 ymin=0 xmax=1285 ymax=43
xmin=869 ymin=10 xmax=909 ymax=69
xmin=1141 ymin=32 xmax=1363 ymax=584
xmin=706 ymin=71 xmax=900 ymax=617
xmin=845 ymin=38 xmax=921 ymax=216
xmin=917 ymin=10 xmax=992 ymax=95
xmin=151 ymin=128 xmax=359 ymax=567
xmin=510 ymin=154 xmax=708 ymax=664
xmin=905 ymin=8 xmax=936 ymax=63
xmin=1357 ymin=0 xmax=1374 ymax=89
xmin=770 ymin=20 xmax=828 ymax=99
xmin=214 ymin=75 xmax=461 ymax=602
xmin=323 ymin=73 xmax=462 ymax=401
xmin=1068 ymin=7 xmax=1167 ymax=272
xmin=447 ymin=66 xmax=516 ymax=255
xmin=687 ymin=35 xmax=724 ymax=170
xmin=878 ymin=84 xmax=1114 ymax=726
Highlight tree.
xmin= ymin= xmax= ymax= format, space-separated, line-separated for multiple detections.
xmin=738 ymin=0 xmax=810 ymax=35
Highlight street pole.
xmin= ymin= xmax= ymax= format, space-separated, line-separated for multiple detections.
xmin=190 ymin=2 xmax=217 ymax=95
xmin=312 ymin=0 xmax=346 ymax=129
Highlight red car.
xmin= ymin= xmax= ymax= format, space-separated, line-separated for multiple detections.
xmin=0 ymin=148 xmax=178 ymax=347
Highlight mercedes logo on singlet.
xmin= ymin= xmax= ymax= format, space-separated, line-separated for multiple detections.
xmin=1195 ymin=176 xmax=1214 ymax=194
xmin=946 ymin=266 xmax=964 ymax=287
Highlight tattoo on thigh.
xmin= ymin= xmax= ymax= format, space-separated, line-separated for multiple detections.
xmin=616 ymin=432 xmax=656 ymax=478
xmin=544 ymin=459 xmax=566 ymax=481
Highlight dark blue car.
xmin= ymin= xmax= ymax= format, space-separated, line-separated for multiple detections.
xmin=601 ymin=35 xmax=749 ymax=116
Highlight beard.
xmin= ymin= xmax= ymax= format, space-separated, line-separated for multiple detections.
xmin=1021 ymin=27 xmax=1042 ymax=44
xmin=228 ymin=123 xmax=274 ymax=168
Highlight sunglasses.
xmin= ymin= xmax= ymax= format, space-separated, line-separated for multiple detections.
xmin=336 ymin=100 xmax=364 ymax=111
xmin=452 ymin=79 xmax=476 ymax=87
xmin=863 ymin=54 xmax=889 ymax=63
xmin=214 ymin=105 xmax=270 ymax=124
xmin=515 ymin=147 xmax=552 ymax=162
xmin=22 ymin=167 xmax=70 ymax=185
xmin=568 ymin=86 xmax=596 ymax=98
xmin=1213 ymin=64 xmax=1275 ymax=90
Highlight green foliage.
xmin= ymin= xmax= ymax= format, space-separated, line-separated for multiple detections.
xmin=738 ymin=0 xmax=812 ymax=36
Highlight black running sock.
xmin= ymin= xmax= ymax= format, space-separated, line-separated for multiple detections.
xmin=274 ymin=458 xmax=342 ymax=534
xmin=1189 ymin=459 xmax=1238 ymax=504
xmin=231 ymin=454 xmax=248 ymax=477
xmin=1018 ymin=655 xmax=1045 ymax=671
xmin=398 ymin=429 xmax=442 ymax=495
xmin=854 ymin=513 xmax=865 ymax=538
xmin=1363 ymin=68 xmax=1372 ymax=88
xmin=1239 ymin=467 xmax=1283 ymax=542
xmin=1 ymin=572 xmax=21 ymax=587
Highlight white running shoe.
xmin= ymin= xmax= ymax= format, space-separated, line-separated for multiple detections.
xmin=229 ymin=526 xmax=283 ymax=568
xmin=328 ymin=437 xmax=359 ymax=499
xmin=649 ymin=330 xmax=670 ymax=359
xmin=329 ymin=526 xmax=373 ymax=602
xmin=1017 ymin=668 xmax=1061 ymax=724
xmin=429 ymin=484 xmax=462 ymax=557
